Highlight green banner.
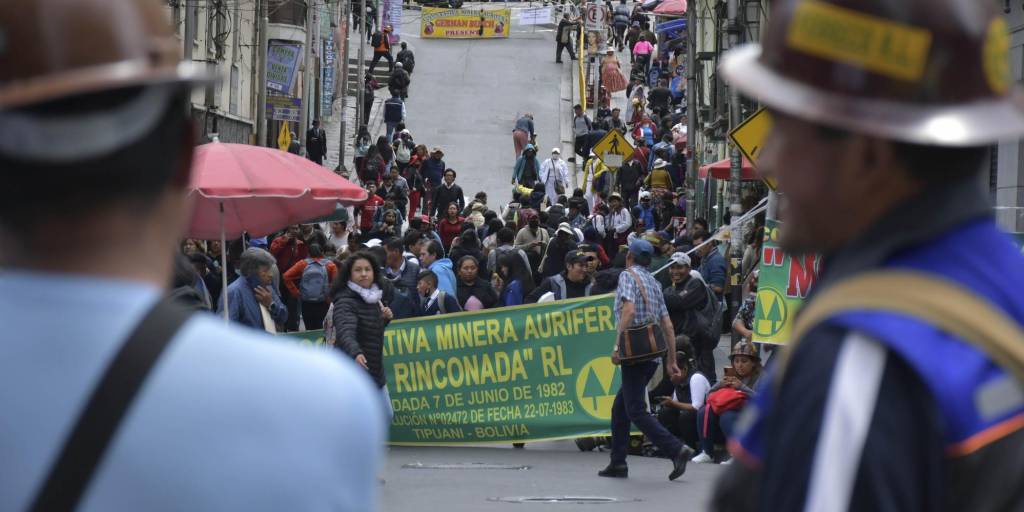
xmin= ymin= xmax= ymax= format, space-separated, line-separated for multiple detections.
xmin=751 ymin=219 xmax=821 ymax=345
xmin=286 ymin=295 xmax=624 ymax=445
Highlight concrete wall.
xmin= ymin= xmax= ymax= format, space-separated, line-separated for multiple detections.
xmin=165 ymin=0 xmax=258 ymax=141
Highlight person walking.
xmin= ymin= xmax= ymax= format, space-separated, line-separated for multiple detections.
xmin=600 ymin=239 xmax=694 ymax=480
xmin=0 ymin=1 xmax=383 ymax=508
xmin=396 ymin=41 xmax=415 ymax=74
xmin=539 ymin=148 xmax=570 ymax=206
xmin=513 ymin=144 xmax=542 ymax=188
xmin=611 ymin=0 xmax=630 ymax=50
xmin=331 ymin=252 xmax=395 ymax=421
xmin=601 ymin=47 xmax=628 ymax=94
xmin=573 ymin=104 xmax=593 ymax=159
xmin=361 ymin=73 xmax=378 ymax=126
xmin=282 ymin=243 xmax=338 ymax=331
xmin=368 ymin=25 xmax=395 ymax=74
xmin=712 ymin=0 xmax=1024 ymax=510
xmin=512 ymin=113 xmax=536 ymax=157
xmin=383 ymin=92 xmax=406 ymax=143
xmin=388 ymin=61 xmax=411 ymax=99
xmin=555 ymin=13 xmax=579 ymax=63
xmin=306 ymin=119 xmax=327 ymax=165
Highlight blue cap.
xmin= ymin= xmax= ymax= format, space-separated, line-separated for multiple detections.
xmin=249 ymin=237 xmax=268 ymax=249
xmin=628 ymin=239 xmax=654 ymax=256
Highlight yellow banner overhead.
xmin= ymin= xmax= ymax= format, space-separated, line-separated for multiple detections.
xmin=421 ymin=8 xmax=511 ymax=39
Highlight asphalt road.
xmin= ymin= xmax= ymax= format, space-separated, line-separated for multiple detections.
xmin=401 ymin=5 xmax=565 ymax=208
xmin=381 ymin=440 xmax=725 ymax=511
xmin=380 ymin=10 xmax=730 ymax=510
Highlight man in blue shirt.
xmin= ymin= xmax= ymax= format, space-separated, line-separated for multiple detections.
xmin=0 ymin=3 xmax=383 ymax=510
xmin=693 ymin=231 xmax=726 ymax=299
xmin=601 ymin=240 xmax=694 ymax=481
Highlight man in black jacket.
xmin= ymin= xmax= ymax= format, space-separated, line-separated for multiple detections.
xmin=527 ymin=250 xmax=594 ymax=303
xmin=555 ymin=14 xmax=579 ymax=63
xmin=306 ymin=120 xmax=327 ymax=165
xmin=539 ymin=223 xmax=579 ymax=278
xmin=430 ymin=168 xmax=465 ymax=219
xmin=388 ymin=62 xmax=410 ymax=99
xmin=663 ymin=253 xmax=716 ymax=383
xmin=383 ymin=238 xmax=419 ymax=294
xmin=396 ymin=42 xmax=415 ymax=74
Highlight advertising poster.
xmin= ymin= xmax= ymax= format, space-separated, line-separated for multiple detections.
xmin=421 ymin=8 xmax=511 ymax=39
xmin=751 ymin=219 xmax=820 ymax=345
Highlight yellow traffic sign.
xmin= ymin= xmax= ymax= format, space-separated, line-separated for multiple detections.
xmin=728 ymin=108 xmax=776 ymax=190
xmin=593 ymin=130 xmax=634 ymax=168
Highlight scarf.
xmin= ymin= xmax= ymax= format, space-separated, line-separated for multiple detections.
xmin=347 ymin=280 xmax=383 ymax=304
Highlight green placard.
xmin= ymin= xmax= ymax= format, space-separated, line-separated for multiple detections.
xmin=286 ymin=295 xmax=623 ymax=444
xmin=751 ymin=219 xmax=821 ymax=345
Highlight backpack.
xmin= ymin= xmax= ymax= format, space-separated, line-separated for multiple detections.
xmin=436 ymin=291 xmax=448 ymax=314
xmin=383 ymin=99 xmax=404 ymax=123
xmin=299 ymin=258 xmax=329 ymax=302
xmin=370 ymin=32 xmax=383 ymax=48
xmin=396 ymin=142 xmax=412 ymax=163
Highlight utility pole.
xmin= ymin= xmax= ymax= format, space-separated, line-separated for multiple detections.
xmin=357 ymin=0 xmax=368 ymax=131
xmin=685 ymin=0 xmax=697 ymax=232
xmin=256 ymin=0 xmax=269 ymax=146
xmin=183 ymin=0 xmax=195 ymax=62
xmin=726 ymin=0 xmax=744 ymax=333
xmin=299 ymin=0 xmax=315 ymax=153
xmin=338 ymin=0 xmax=351 ymax=166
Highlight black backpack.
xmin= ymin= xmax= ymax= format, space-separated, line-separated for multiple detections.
xmin=370 ymin=32 xmax=383 ymax=47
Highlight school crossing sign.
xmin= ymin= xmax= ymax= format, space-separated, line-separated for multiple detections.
xmin=593 ymin=129 xmax=634 ymax=168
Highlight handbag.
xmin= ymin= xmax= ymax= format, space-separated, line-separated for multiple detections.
xmin=706 ymin=387 xmax=747 ymax=415
xmin=616 ymin=269 xmax=668 ymax=364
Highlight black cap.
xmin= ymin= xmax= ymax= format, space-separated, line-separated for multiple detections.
xmin=565 ymin=250 xmax=595 ymax=265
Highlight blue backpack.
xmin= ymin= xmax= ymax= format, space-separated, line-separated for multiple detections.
xmin=299 ymin=258 xmax=329 ymax=302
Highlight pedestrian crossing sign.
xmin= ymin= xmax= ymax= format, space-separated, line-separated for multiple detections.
xmin=593 ymin=130 xmax=634 ymax=168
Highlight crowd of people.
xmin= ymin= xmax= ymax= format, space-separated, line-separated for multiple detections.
xmin=171 ymin=0 xmax=766 ymax=470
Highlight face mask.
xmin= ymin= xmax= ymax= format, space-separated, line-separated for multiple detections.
xmin=552 ymin=155 xmax=560 ymax=161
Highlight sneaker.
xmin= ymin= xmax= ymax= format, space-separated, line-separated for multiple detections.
xmin=690 ymin=452 xmax=713 ymax=464
xmin=597 ymin=463 xmax=628 ymax=478
xmin=669 ymin=446 xmax=695 ymax=480
xmin=721 ymin=457 xmax=734 ymax=465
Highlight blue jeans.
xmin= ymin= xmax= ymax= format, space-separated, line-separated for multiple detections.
xmin=610 ymin=360 xmax=684 ymax=465
xmin=386 ymin=122 xmax=398 ymax=142
xmin=697 ymin=405 xmax=740 ymax=456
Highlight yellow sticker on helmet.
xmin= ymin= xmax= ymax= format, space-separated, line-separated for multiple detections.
xmin=786 ymin=0 xmax=932 ymax=82
xmin=983 ymin=17 xmax=1011 ymax=94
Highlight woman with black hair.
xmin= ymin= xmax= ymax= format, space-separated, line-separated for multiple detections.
xmin=455 ymin=256 xmax=499 ymax=310
xmin=375 ymin=135 xmax=395 ymax=172
xmin=495 ymin=252 xmax=536 ymax=306
xmin=449 ymin=229 xmax=486 ymax=276
xmin=331 ymin=251 xmax=394 ymax=419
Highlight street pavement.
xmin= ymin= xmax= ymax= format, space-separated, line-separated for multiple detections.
xmin=375 ymin=9 xmax=734 ymax=509
xmin=381 ymin=440 xmax=725 ymax=511
xmin=401 ymin=6 xmax=565 ymax=207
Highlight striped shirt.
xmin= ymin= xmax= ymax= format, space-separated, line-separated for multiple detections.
xmin=615 ymin=265 xmax=668 ymax=327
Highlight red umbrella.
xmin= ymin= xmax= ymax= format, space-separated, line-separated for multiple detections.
xmin=699 ymin=157 xmax=758 ymax=180
xmin=186 ymin=142 xmax=367 ymax=320
xmin=653 ymin=0 xmax=687 ymax=15
xmin=187 ymin=142 xmax=366 ymax=240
